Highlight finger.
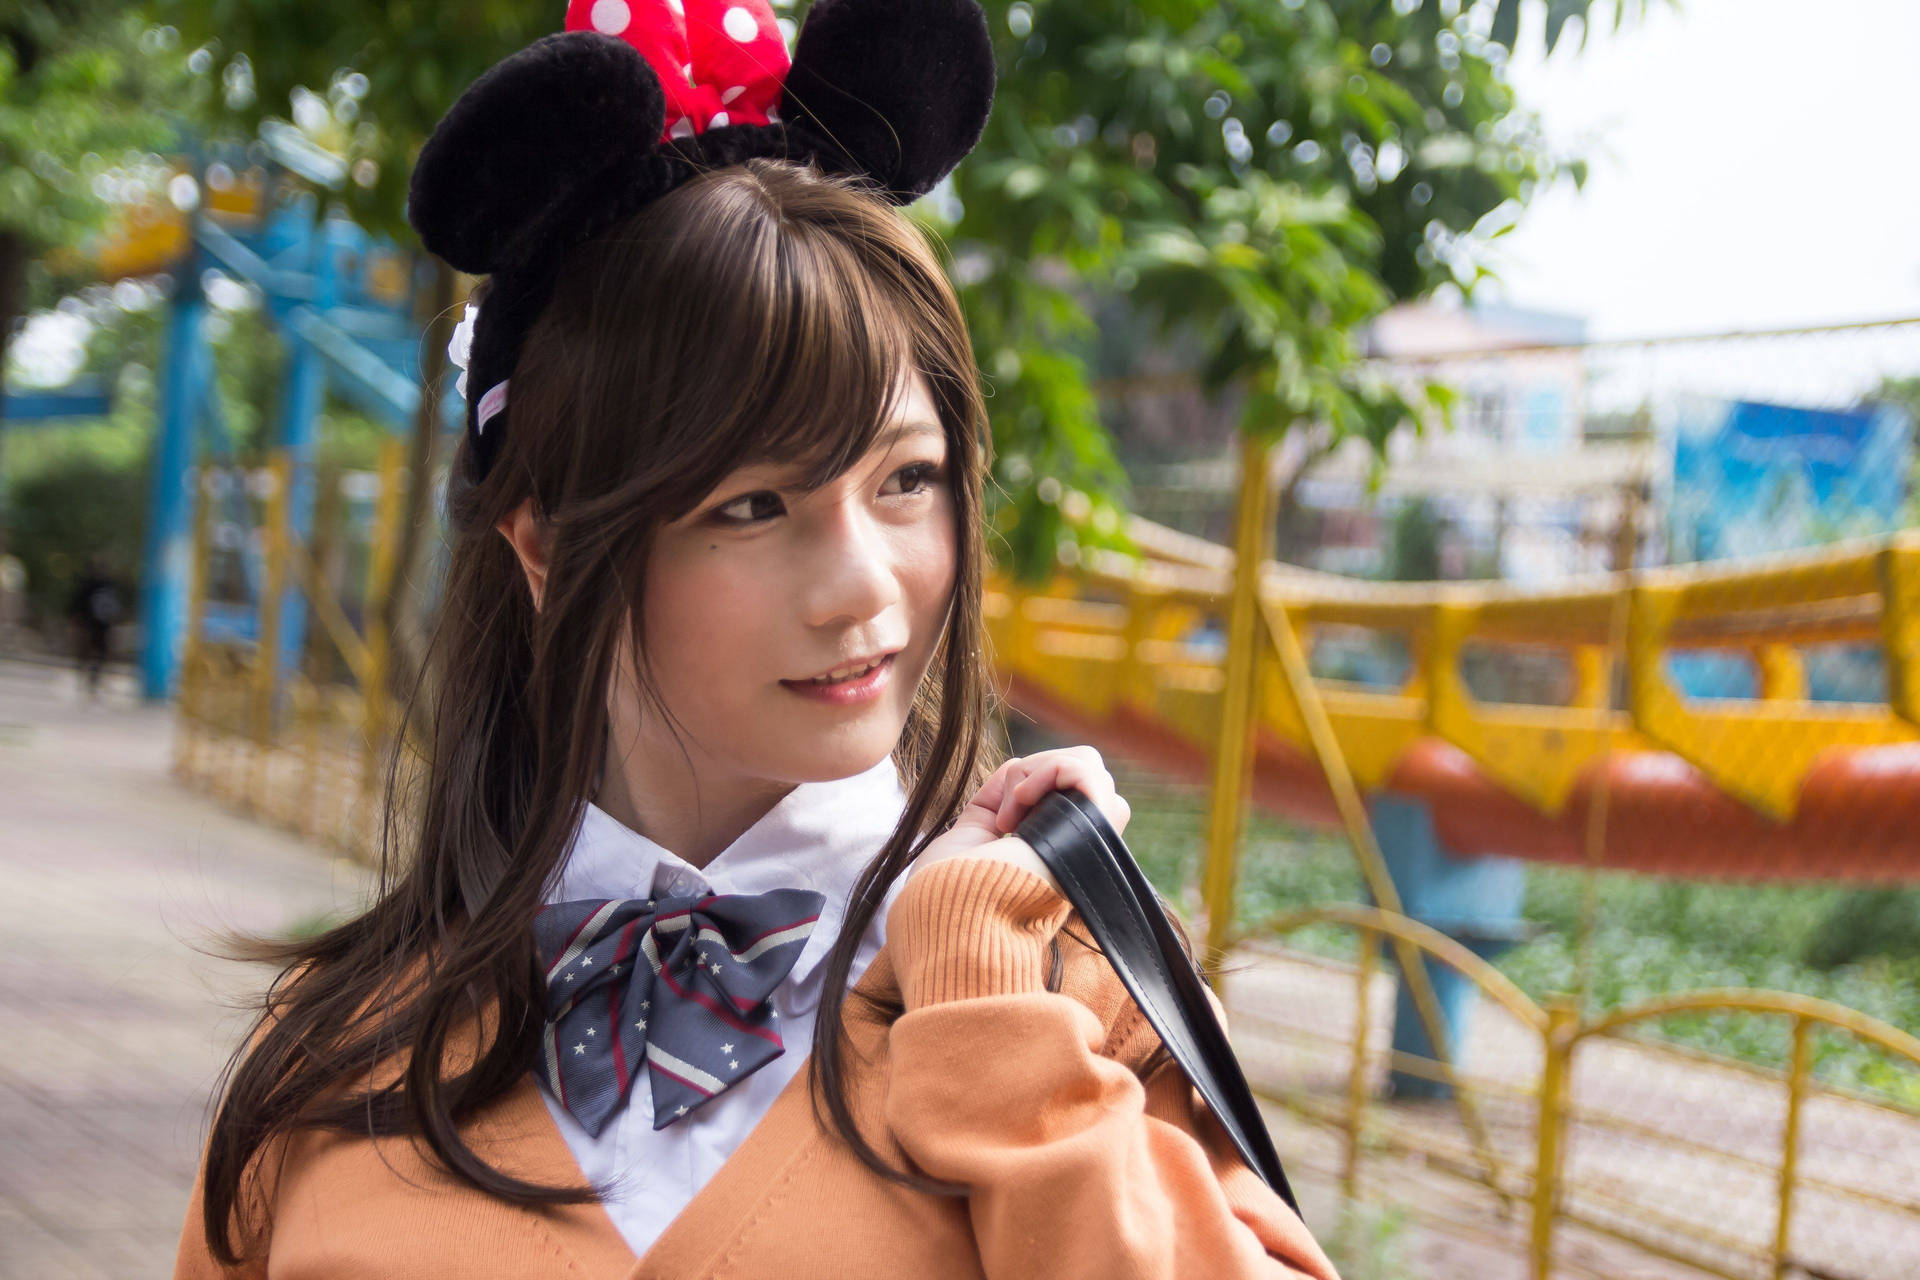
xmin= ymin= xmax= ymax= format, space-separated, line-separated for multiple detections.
xmin=1018 ymin=757 xmax=1110 ymax=806
xmin=1019 ymin=758 xmax=1127 ymax=832
xmin=997 ymin=758 xmax=1061 ymax=830
xmin=967 ymin=756 xmax=1026 ymax=814
xmin=995 ymin=760 xmax=1040 ymax=829
xmin=1001 ymin=758 xmax=1107 ymax=831
xmin=987 ymin=756 xmax=1042 ymax=827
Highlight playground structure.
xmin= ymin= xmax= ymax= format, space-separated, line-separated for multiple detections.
xmin=992 ymin=521 xmax=1920 ymax=883
xmin=8 ymin=133 xmax=465 ymax=704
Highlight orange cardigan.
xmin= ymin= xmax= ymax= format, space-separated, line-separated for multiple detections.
xmin=173 ymin=856 xmax=1340 ymax=1279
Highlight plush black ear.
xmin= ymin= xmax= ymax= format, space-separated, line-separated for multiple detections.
xmin=779 ymin=0 xmax=996 ymax=204
xmin=408 ymin=31 xmax=665 ymax=274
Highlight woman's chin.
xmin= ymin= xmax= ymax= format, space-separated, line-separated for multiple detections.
xmin=759 ymin=720 xmax=905 ymax=784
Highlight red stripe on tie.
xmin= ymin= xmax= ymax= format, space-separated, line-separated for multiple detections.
xmin=657 ymin=966 xmax=783 ymax=1045
xmin=647 ymin=1058 xmax=716 ymax=1098
xmin=557 ymin=907 xmax=597 ymax=951
xmin=652 ymin=899 xmax=706 ymax=925
xmin=609 ymin=917 xmax=639 ymax=1087
xmin=545 ymin=902 xmax=607 ymax=980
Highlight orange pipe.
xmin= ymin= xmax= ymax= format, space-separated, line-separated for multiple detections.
xmin=1001 ymin=674 xmax=1920 ymax=885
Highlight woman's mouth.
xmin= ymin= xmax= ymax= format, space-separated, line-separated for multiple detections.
xmin=779 ymin=654 xmax=895 ymax=705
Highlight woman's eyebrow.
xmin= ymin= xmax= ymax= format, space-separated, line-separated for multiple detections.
xmin=791 ymin=420 xmax=943 ymax=477
xmin=728 ymin=420 xmax=945 ymax=500
xmin=873 ymin=419 xmax=944 ymax=449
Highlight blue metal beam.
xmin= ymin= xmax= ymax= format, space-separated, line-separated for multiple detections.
xmin=136 ymin=155 xmax=467 ymax=705
xmin=0 ymin=382 xmax=113 ymax=422
xmin=142 ymin=249 xmax=208 ymax=702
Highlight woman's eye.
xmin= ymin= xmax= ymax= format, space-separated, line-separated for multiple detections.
xmin=885 ymin=461 xmax=945 ymax=498
xmin=712 ymin=490 xmax=785 ymax=525
xmin=711 ymin=461 xmax=944 ymax=526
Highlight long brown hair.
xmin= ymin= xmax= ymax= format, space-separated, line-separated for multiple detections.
xmin=197 ymin=156 xmax=1005 ymax=1265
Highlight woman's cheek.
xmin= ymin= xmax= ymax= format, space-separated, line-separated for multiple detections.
xmin=652 ymin=558 xmax=768 ymax=696
xmin=905 ymin=504 xmax=958 ymax=636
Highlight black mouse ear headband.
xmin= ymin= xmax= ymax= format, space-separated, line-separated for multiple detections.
xmin=408 ymin=0 xmax=997 ymax=485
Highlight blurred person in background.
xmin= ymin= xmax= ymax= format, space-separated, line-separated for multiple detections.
xmin=65 ymin=550 xmax=121 ymax=701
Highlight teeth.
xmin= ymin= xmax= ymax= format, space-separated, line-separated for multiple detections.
xmin=809 ymin=657 xmax=882 ymax=684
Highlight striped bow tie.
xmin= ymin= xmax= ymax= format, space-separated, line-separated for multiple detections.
xmin=531 ymin=887 xmax=827 ymax=1136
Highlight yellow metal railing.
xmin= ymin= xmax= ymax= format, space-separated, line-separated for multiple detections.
xmin=172 ymin=442 xmax=407 ymax=860
xmin=985 ymin=527 xmax=1920 ymax=825
xmin=1225 ymin=907 xmax=1920 ymax=1280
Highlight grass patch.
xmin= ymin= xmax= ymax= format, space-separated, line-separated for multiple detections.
xmin=1109 ymin=762 xmax=1920 ymax=1103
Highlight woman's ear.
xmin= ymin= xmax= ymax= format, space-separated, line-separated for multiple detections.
xmin=495 ymin=497 xmax=551 ymax=611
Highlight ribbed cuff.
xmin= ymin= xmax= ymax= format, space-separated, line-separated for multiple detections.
xmin=886 ymin=853 xmax=1074 ymax=1009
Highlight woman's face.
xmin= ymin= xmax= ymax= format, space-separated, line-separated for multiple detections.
xmin=609 ymin=367 xmax=957 ymax=792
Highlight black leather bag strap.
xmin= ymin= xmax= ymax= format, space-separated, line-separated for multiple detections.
xmin=1015 ymin=787 xmax=1300 ymax=1214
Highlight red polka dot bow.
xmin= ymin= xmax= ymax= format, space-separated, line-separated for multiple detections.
xmin=565 ymin=0 xmax=789 ymax=144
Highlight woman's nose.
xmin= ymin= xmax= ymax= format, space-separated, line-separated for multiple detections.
xmin=799 ymin=505 xmax=901 ymax=627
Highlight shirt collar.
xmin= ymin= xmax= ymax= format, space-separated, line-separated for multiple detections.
xmin=543 ymin=754 xmax=910 ymax=991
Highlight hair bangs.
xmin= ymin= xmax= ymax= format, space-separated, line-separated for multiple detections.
xmin=727 ymin=224 xmax=924 ymax=494
xmin=565 ymin=172 xmax=926 ymax=524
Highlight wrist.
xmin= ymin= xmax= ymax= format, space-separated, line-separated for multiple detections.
xmin=886 ymin=855 xmax=1072 ymax=1008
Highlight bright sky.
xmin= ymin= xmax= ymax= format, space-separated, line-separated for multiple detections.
xmin=1492 ymin=0 xmax=1920 ymax=339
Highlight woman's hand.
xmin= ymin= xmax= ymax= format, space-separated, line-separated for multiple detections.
xmin=911 ymin=746 xmax=1131 ymax=895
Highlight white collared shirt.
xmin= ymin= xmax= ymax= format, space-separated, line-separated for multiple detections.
xmin=537 ymin=755 xmax=914 ymax=1261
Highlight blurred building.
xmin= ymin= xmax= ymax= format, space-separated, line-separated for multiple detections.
xmin=1127 ymin=300 xmax=1663 ymax=583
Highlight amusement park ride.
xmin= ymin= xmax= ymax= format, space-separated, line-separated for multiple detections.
xmin=9 ymin=127 xmax=461 ymax=706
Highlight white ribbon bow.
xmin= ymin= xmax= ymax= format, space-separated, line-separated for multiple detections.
xmin=448 ymin=300 xmax=479 ymax=399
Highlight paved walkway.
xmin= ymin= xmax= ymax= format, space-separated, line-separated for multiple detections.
xmin=0 ymin=657 xmax=370 ymax=1277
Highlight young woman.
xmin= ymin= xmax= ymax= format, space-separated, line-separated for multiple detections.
xmin=173 ymin=3 xmax=1337 ymax=1277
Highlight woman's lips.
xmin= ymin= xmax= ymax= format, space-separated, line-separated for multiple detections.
xmin=779 ymin=653 xmax=895 ymax=705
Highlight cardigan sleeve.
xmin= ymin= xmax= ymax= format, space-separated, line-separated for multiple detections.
xmin=882 ymin=856 xmax=1340 ymax=1280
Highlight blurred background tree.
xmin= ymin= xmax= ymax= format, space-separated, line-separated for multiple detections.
xmin=1384 ymin=496 xmax=1444 ymax=581
xmin=955 ymin=0 xmax=1653 ymax=576
xmin=0 ymin=0 xmax=1653 ymax=652
xmin=167 ymin=0 xmax=1649 ymax=579
xmin=0 ymin=1 xmax=190 ymax=559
